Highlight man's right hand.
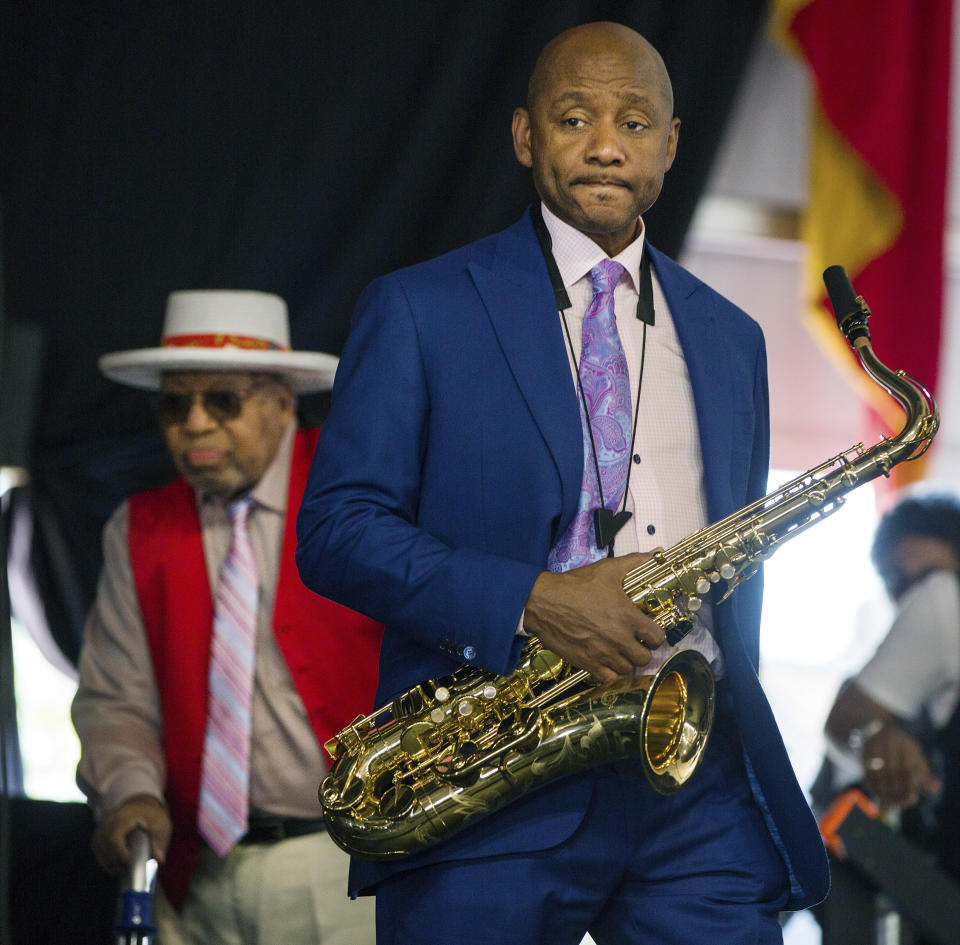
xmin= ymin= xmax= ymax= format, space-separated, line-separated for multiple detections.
xmin=91 ymin=794 xmax=171 ymax=875
xmin=522 ymin=552 xmax=666 ymax=684
xmin=861 ymin=724 xmax=942 ymax=809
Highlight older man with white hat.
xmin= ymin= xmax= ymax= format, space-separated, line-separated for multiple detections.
xmin=72 ymin=290 xmax=381 ymax=945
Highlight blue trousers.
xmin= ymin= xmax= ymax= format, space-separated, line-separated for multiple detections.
xmin=374 ymin=729 xmax=790 ymax=945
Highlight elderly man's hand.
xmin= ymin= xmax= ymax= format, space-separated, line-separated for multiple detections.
xmin=91 ymin=794 xmax=171 ymax=875
xmin=861 ymin=724 xmax=942 ymax=809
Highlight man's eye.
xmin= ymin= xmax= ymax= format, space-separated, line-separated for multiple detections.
xmin=563 ymin=117 xmax=584 ymax=128
xmin=623 ymin=120 xmax=647 ymax=131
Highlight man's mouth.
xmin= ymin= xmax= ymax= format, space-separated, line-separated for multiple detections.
xmin=184 ymin=448 xmax=225 ymax=467
xmin=573 ymin=178 xmax=629 ymax=189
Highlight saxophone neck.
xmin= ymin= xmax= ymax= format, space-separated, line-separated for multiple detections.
xmin=826 ymin=264 xmax=939 ymax=460
xmin=850 ymin=334 xmax=939 ymax=462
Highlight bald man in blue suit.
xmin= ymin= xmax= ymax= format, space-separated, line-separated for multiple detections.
xmin=297 ymin=21 xmax=828 ymax=945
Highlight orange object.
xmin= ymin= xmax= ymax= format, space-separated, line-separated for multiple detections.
xmin=818 ymin=788 xmax=880 ymax=859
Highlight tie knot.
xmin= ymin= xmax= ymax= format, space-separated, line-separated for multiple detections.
xmin=590 ymin=259 xmax=625 ymax=296
xmin=228 ymin=495 xmax=255 ymax=529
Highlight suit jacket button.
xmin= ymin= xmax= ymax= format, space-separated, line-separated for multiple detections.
xmin=462 ymin=646 xmax=476 ymax=660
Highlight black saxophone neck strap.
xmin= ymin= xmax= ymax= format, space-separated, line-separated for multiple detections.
xmin=529 ymin=203 xmax=655 ymax=325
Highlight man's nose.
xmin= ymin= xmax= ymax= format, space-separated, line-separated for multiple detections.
xmin=182 ymin=394 xmax=219 ymax=432
xmin=585 ymin=121 xmax=626 ymax=164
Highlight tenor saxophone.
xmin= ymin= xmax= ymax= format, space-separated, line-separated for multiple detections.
xmin=319 ymin=266 xmax=939 ymax=860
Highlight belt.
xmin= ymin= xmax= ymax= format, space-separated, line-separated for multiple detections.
xmin=238 ymin=812 xmax=327 ymax=845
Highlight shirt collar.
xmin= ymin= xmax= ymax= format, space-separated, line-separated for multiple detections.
xmin=540 ymin=201 xmax=646 ymax=293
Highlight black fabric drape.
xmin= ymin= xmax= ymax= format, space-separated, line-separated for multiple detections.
xmin=0 ymin=0 xmax=767 ymax=664
xmin=8 ymin=799 xmax=115 ymax=945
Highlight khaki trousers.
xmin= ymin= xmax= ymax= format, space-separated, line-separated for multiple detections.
xmin=154 ymin=831 xmax=374 ymax=945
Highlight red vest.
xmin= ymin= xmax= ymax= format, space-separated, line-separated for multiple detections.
xmin=128 ymin=427 xmax=382 ymax=909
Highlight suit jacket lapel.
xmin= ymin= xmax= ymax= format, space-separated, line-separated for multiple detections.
xmin=467 ymin=215 xmax=584 ymax=533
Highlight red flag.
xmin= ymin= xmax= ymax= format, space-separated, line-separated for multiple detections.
xmin=771 ymin=0 xmax=951 ymax=495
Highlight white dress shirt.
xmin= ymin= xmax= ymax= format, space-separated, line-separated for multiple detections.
xmin=541 ymin=202 xmax=723 ymax=676
xmin=857 ymin=568 xmax=960 ymax=728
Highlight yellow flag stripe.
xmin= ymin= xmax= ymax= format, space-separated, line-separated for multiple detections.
xmin=802 ymin=108 xmax=904 ymax=430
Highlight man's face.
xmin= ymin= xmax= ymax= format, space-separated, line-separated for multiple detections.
xmin=157 ymin=371 xmax=294 ymax=499
xmin=877 ymin=534 xmax=960 ymax=601
xmin=512 ymin=28 xmax=679 ymax=257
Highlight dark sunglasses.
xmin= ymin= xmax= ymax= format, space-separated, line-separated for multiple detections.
xmin=152 ymin=385 xmax=266 ymax=426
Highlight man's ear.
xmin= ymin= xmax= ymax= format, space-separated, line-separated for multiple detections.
xmin=276 ymin=381 xmax=296 ymax=417
xmin=663 ymin=117 xmax=680 ymax=173
xmin=512 ymin=108 xmax=533 ymax=168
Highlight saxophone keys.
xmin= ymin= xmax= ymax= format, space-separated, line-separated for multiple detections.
xmin=379 ymin=783 xmax=416 ymax=818
xmin=685 ymin=596 xmax=702 ymax=612
xmin=695 ymin=578 xmax=710 ymax=595
xmin=665 ymin=617 xmax=693 ymax=645
xmin=719 ymin=563 xmax=736 ymax=580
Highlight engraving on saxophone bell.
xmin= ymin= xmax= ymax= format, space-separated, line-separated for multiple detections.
xmin=318 ymin=266 xmax=939 ymax=861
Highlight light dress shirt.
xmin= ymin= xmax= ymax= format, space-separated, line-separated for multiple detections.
xmin=72 ymin=421 xmax=328 ymax=820
xmin=857 ymin=568 xmax=960 ymax=728
xmin=541 ymin=202 xmax=723 ymax=677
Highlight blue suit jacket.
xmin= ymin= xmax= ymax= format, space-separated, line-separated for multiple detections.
xmin=296 ymin=211 xmax=829 ymax=909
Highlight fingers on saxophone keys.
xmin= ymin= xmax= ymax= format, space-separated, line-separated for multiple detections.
xmin=634 ymin=621 xmax=665 ymax=650
xmin=592 ymin=663 xmax=625 ymax=685
xmin=631 ymin=647 xmax=652 ymax=668
xmin=604 ymin=643 xmax=648 ymax=680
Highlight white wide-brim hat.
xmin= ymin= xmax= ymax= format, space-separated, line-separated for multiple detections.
xmin=98 ymin=289 xmax=338 ymax=392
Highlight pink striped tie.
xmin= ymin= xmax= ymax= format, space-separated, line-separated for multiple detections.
xmin=197 ymin=496 xmax=258 ymax=856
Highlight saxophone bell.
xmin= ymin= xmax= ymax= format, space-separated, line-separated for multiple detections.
xmin=636 ymin=649 xmax=716 ymax=794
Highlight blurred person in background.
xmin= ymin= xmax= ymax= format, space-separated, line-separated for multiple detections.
xmin=72 ymin=290 xmax=382 ymax=945
xmin=824 ymin=491 xmax=960 ymax=885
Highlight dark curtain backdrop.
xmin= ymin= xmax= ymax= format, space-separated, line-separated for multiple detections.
xmin=0 ymin=0 xmax=767 ymax=668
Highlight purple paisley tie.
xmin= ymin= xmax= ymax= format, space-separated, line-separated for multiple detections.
xmin=548 ymin=259 xmax=631 ymax=572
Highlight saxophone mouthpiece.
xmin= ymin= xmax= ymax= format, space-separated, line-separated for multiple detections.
xmin=823 ymin=265 xmax=871 ymax=343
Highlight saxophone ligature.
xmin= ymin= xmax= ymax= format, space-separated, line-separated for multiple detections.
xmin=319 ymin=265 xmax=939 ymax=860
